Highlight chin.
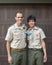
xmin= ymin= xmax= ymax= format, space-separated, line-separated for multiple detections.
xmin=30 ymin=25 xmax=34 ymax=28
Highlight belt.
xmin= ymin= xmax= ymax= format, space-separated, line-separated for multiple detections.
xmin=29 ymin=48 xmax=43 ymax=51
xmin=11 ymin=48 xmax=26 ymax=51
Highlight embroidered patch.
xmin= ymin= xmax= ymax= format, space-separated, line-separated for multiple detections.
xmin=36 ymin=34 xmax=39 ymax=38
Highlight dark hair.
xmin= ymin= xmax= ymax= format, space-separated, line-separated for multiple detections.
xmin=27 ymin=15 xmax=36 ymax=23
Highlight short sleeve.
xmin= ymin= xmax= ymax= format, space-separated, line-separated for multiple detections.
xmin=5 ymin=28 xmax=13 ymax=41
xmin=40 ymin=28 xmax=46 ymax=39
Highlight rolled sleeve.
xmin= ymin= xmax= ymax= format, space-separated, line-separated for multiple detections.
xmin=5 ymin=28 xmax=13 ymax=41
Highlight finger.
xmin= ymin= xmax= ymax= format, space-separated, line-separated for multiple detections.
xmin=43 ymin=58 xmax=47 ymax=63
xmin=8 ymin=59 xmax=12 ymax=64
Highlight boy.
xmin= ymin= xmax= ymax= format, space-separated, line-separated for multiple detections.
xmin=27 ymin=15 xmax=47 ymax=65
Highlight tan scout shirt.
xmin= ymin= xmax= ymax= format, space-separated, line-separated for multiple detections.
xmin=27 ymin=26 xmax=46 ymax=49
xmin=5 ymin=23 xmax=27 ymax=48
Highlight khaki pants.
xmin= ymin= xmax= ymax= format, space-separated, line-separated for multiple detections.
xmin=10 ymin=49 xmax=26 ymax=65
xmin=28 ymin=48 xmax=44 ymax=65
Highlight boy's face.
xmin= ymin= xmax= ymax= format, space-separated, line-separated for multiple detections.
xmin=15 ymin=13 xmax=24 ymax=25
xmin=28 ymin=20 xmax=36 ymax=28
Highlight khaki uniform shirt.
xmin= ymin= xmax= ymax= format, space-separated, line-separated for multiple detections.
xmin=27 ymin=26 xmax=46 ymax=49
xmin=5 ymin=23 xmax=27 ymax=49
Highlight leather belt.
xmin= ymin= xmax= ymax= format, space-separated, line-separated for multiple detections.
xmin=11 ymin=48 xmax=26 ymax=51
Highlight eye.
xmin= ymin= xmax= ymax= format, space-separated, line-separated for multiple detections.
xmin=17 ymin=17 xmax=23 ymax=18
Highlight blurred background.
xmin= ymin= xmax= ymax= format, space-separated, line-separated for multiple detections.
xmin=0 ymin=0 xmax=52 ymax=65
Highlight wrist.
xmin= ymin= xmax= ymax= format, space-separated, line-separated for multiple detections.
xmin=44 ymin=53 xmax=47 ymax=56
xmin=8 ymin=54 xmax=11 ymax=57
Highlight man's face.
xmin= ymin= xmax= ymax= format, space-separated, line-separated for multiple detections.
xmin=15 ymin=13 xmax=24 ymax=25
xmin=28 ymin=20 xmax=36 ymax=28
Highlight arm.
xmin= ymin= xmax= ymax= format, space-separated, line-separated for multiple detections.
xmin=6 ymin=41 xmax=12 ymax=64
xmin=41 ymin=39 xmax=47 ymax=63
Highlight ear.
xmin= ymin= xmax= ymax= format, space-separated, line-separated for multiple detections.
xmin=23 ymin=17 xmax=24 ymax=20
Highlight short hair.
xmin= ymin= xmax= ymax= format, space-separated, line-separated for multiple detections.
xmin=27 ymin=15 xmax=36 ymax=23
xmin=16 ymin=11 xmax=24 ymax=17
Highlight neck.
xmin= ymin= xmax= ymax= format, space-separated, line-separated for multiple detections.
xmin=16 ymin=23 xmax=23 ymax=27
xmin=30 ymin=26 xmax=35 ymax=29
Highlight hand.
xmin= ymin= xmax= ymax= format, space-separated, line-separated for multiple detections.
xmin=8 ymin=55 xmax=13 ymax=64
xmin=43 ymin=54 xmax=47 ymax=63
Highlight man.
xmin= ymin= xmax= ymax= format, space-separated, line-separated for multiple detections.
xmin=27 ymin=15 xmax=47 ymax=65
xmin=5 ymin=12 xmax=27 ymax=65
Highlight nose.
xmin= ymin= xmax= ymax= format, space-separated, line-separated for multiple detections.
xmin=19 ymin=18 xmax=22 ymax=20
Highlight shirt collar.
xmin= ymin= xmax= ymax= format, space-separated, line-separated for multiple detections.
xmin=33 ymin=26 xmax=38 ymax=30
xmin=14 ymin=23 xmax=26 ymax=29
xmin=29 ymin=26 xmax=38 ymax=31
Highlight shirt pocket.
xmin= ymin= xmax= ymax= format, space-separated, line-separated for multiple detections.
xmin=13 ymin=32 xmax=21 ymax=40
